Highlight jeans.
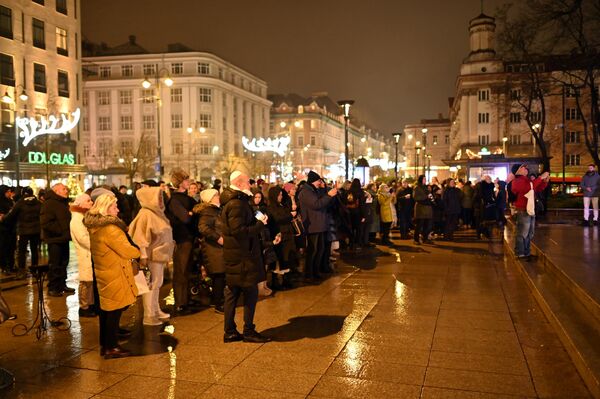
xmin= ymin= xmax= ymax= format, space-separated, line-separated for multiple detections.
xmin=305 ymin=233 xmax=325 ymax=279
xmin=583 ymin=197 xmax=599 ymax=221
xmin=173 ymin=241 xmax=193 ymax=307
xmin=224 ymin=284 xmax=258 ymax=335
xmin=18 ymin=234 xmax=40 ymax=270
xmin=515 ymin=211 xmax=535 ymax=257
xmin=47 ymin=242 xmax=70 ymax=292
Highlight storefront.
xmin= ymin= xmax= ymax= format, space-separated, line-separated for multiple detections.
xmin=444 ymin=154 xmax=546 ymax=182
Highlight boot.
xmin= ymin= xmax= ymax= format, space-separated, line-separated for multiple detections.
xmin=258 ymin=281 xmax=272 ymax=296
xmin=151 ymin=287 xmax=170 ymax=320
xmin=142 ymin=291 xmax=162 ymax=326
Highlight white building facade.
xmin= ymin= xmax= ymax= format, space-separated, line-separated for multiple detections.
xmin=82 ymin=48 xmax=270 ymax=186
xmin=0 ymin=0 xmax=82 ymax=187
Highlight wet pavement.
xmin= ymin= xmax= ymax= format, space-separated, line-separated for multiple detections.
xmin=0 ymin=232 xmax=592 ymax=398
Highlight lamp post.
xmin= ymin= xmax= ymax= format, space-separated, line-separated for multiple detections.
xmin=337 ymin=100 xmax=354 ymax=181
xmin=1 ymin=85 xmax=29 ymax=187
xmin=502 ymin=136 xmax=508 ymax=155
xmin=415 ymin=141 xmax=421 ymax=177
xmin=393 ymin=132 xmax=402 ymax=180
xmin=426 ymin=154 xmax=432 ymax=182
xmin=142 ymin=66 xmax=173 ymax=181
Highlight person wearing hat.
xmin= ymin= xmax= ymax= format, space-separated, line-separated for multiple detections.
xmin=297 ymin=171 xmax=338 ymax=283
xmin=193 ymin=188 xmax=226 ymax=313
xmin=165 ymin=168 xmax=198 ymax=315
xmin=220 ymin=171 xmax=270 ymax=343
xmin=508 ymin=164 xmax=549 ymax=259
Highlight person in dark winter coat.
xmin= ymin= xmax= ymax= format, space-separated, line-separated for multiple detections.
xmin=2 ymin=187 xmax=42 ymax=274
xmin=40 ymin=183 xmax=73 ymax=295
xmin=0 ymin=185 xmax=17 ymax=273
xmin=220 ymin=171 xmax=271 ymax=343
xmin=297 ymin=171 xmax=338 ymax=282
xmin=396 ymin=180 xmax=413 ymax=240
xmin=343 ymin=179 xmax=366 ymax=250
xmin=495 ymin=179 xmax=507 ymax=224
xmin=194 ymin=188 xmax=225 ymax=313
xmin=461 ymin=181 xmax=475 ymax=228
xmin=442 ymin=179 xmax=462 ymax=240
xmin=266 ymin=186 xmax=296 ymax=289
xmin=413 ymin=175 xmax=434 ymax=245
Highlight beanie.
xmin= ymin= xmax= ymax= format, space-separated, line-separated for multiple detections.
xmin=200 ymin=188 xmax=218 ymax=204
xmin=90 ymin=187 xmax=115 ymax=202
xmin=170 ymin=167 xmax=189 ymax=188
xmin=307 ymin=171 xmax=321 ymax=184
xmin=72 ymin=193 xmax=91 ymax=207
xmin=230 ymin=170 xmax=242 ymax=183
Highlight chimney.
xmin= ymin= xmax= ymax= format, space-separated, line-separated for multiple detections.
xmin=129 ymin=35 xmax=136 ymax=45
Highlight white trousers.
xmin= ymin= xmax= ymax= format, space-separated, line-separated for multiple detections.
xmin=142 ymin=261 xmax=165 ymax=319
xmin=583 ymin=197 xmax=599 ymax=221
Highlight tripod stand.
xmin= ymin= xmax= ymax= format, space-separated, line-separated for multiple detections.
xmin=12 ymin=264 xmax=71 ymax=340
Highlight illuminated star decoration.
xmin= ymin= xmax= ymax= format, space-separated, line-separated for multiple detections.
xmin=17 ymin=108 xmax=81 ymax=147
xmin=242 ymin=136 xmax=291 ymax=157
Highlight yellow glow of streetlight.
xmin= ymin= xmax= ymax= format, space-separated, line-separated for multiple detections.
xmin=408 ymin=134 xmax=413 ymax=140
xmin=187 ymin=126 xmax=193 ymax=133
xmin=502 ymin=137 xmax=508 ymax=142
xmin=142 ymin=78 xmax=152 ymax=89
xmin=361 ymin=136 xmax=367 ymax=143
xmin=1 ymin=91 xmax=13 ymax=104
xmin=421 ymin=128 xmax=428 ymax=134
xmin=18 ymin=89 xmax=28 ymax=102
xmin=199 ymin=127 xmax=206 ymax=133
xmin=163 ymin=77 xmax=174 ymax=87
xmin=416 ymin=141 xmax=421 ymax=146
xmin=294 ymin=121 xmax=301 ymax=128
xmin=279 ymin=121 xmax=287 ymax=128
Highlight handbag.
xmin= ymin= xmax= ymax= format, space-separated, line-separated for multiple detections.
xmin=291 ymin=217 xmax=305 ymax=236
xmin=134 ymin=271 xmax=150 ymax=295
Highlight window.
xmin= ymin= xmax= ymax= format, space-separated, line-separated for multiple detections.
xmin=0 ymin=6 xmax=12 ymax=39
xmin=509 ymin=112 xmax=521 ymax=123
xmin=172 ymin=140 xmax=183 ymax=155
xmin=97 ymin=91 xmax=110 ymax=105
xmin=530 ymin=111 xmax=542 ymax=123
xmin=444 ymin=134 xmax=450 ymax=144
xmin=478 ymin=135 xmax=490 ymax=145
xmin=310 ymin=136 xmax=316 ymax=146
xmin=566 ymin=154 xmax=581 ymax=166
xmin=83 ymin=144 xmax=90 ymax=157
xmin=510 ymin=89 xmax=521 ymax=101
xmin=478 ymin=112 xmax=490 ymax=124
xmin=199 ymin=88 xmax=212 ymax=102
xmin=121 ymin=65 xmax=133 ymax=77
xmin=199 ymin=113 xmax=212 ymax=128
xmin=218 ymin=68 xmax=224 ymax=79
xmin=432 ymin=135 xmax=438 ymax=145
xmin=171 ymin=114 xmax=182 ymax=128
xmin=171 ymin=63 xmax=183 ymax=75
xmin=478 ymin=89 xmax=490 ymax=101
xmin=82 ymin=92 xmax=88 ymax=106
xmin=197 ymin=142 xmax=211 ymax=155
xmin=298 ymin=135 xmax=304 ymax=146
xmin=119 ymin=90 xmax=132 ymax=105
xmin=98 ymin=116 xmax=111 ymax=131
xmin=120 ymin=140 xmax=133 ymax=154
xmin=120 ymin=116 xmax=133 ymax=130
xmin=99 ymin=66 xmax=111 ymax=78
xmin=143 ymin=64 xmax=155 ymax=76
xmin=57 ymin=70 xmax=69 ymax=97
xmin=56 ymin=0 xmax=67 ymax=14
xmin=0 ymin=53 xmax=14 ymax=86
xmin=142 ymin=115 xmax=155 ymax=129
xmin=32 ymin=18 xmax=45 ymax=49
xmin=33 ymin=63 xmax=46 ymax=92
xmin=170 ymin=88 xmax=182 ymax=103
xmin=510 ymin=134 xmax=521 ymax=145
xmin=82 ymin=117 xmax=88 ymax=131
xmin=565 ymin=108 xmax=581 ymax=120
xmin=56 ymin=27 xmax=68 ymax=56
xmin=566 ymin=131 xmax=581 ymax=144
xmin=198 ymin=63 xmax=210 ymax=75
xmin=98 ymin=140 xmax=111 ymax=156
xmin=565 ymin=86 xmax=578 ymax=98
xmin=141 ymin=89 xmax=154 ymax=103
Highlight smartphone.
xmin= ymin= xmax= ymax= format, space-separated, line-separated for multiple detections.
xmin=255 ymin=210 xmax=265 ymax=220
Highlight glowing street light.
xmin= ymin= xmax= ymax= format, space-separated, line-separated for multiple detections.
xmin=337 ymin=99 xmax=354 ymax=180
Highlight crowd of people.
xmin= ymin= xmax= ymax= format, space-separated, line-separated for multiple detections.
xmin=2 ymin=161 xmax=597 ymax=358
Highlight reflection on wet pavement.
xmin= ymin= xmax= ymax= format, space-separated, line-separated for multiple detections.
xmin=0 ymin=232 xmax=593 ymax=398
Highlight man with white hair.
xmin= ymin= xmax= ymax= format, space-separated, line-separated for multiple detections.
xmin=219 ymin=171 xmax=270 ymax=343
xmin=40 ymin=183 xmax=73 ymax=296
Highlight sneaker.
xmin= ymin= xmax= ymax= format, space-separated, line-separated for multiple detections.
xmin=243 ymin=330 xmax=272 ymax=343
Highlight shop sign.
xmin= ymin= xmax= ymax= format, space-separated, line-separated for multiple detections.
xmin=28 ymin=151 xmax=75 ymax=165
xmin=17 ymin=108 xmax=81 ymax=147
xmin=242 ymin=136 xmax=290 ymax=157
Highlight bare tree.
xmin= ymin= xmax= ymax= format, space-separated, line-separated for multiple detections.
xmin=116 ymin=131 xmax=155 ymax=185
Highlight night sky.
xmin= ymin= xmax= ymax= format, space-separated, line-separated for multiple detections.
xmin=82 ymin=0 xmax=507 ymax=136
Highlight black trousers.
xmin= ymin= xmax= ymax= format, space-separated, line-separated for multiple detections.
xmin=47 ymin=242 xmax=70 ymax=292
xmin=99 ymin=307 xmax=125 ymax=349
xmin=0 ymin=230 xmax=16 ymax=271
xmin=173 ymin=240 xmax=193 ymax=307
xmin=17 ymin=234 xmax=40 ymax=269
xmin=224 ymin=284 xmax=258 ymax=335
xmin=210 ymin=273 xmax=225 ymax=307
xmin=380 ymin=222 xmax=392 ymax=243
xmin=398 ymin=210 xmax=411 ymax=237
xmin=414 ymin=218 xmax=432 ymax=242
xmin=305 ymin=233 xmax=325 ymax=279
xmin=462 ymin=208 xmax=474 ymax=228
xmin=444 ymin=214 xmax=459 ymax=239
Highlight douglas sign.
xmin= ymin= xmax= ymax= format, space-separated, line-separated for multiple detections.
xmin=28 ymin=151 xmax=75 ymax=165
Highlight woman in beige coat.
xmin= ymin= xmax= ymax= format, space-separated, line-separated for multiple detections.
xmin=69 ymin=193 xmax=95 ymax=317
xmin=129 ymin=187 xmax=174 ymax=325
xmin=84 ymin=194 xmax=140 ymax=359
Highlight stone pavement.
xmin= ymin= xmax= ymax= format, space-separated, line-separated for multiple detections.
xmin=0 ymin=233 xmax=592 ymax=398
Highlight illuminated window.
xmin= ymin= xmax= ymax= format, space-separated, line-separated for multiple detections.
xmin=56 ymin=27 xmax=68 ymax=56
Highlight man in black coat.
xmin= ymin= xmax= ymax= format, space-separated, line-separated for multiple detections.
xmin=40 ymin=183 xmax=73 ymax=296
xmin=166 ymin=168 xmax=197 ymax=314
xmin=442 ymin=179 xmax=463 ymax=241
xmin=220 ymin=171 xmax=270 ymax=343
xmin=0 ymin=185 xmax=17 ymax=273
xmin=2 ymin=187 xmax=42 ymax=275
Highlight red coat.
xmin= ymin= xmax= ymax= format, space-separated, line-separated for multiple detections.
xmin=511 ymin=175 xmax=548 ymax=211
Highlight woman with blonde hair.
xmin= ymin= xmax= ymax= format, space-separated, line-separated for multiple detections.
xmin=84 ymin=194 xmax=140 ymax=359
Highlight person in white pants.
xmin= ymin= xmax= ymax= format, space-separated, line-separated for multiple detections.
xmin=581 ymin=164 xmax=600 ymax=226
xmin=129 ymin=186 xmax=175 ymax=325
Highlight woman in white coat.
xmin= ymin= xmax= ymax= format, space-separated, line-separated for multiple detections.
xmin=129 ymin=186 xmax=174 ymax=325
xmin=70 ymin=193 xmax=95 ymax=317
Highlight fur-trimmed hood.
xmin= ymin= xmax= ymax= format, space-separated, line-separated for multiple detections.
xmin=83 ymin=212 xmax=127 ymax=233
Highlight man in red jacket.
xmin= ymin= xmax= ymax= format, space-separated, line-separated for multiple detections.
xmin=508 ymin=164 xmax=549 ymax=259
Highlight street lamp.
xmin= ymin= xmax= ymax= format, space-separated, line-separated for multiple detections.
xmin=502 ymin=136 xmax=508 ymax=155
xmin=421 ymin=145 xmax=427 ymax=175
xmin=426 ymin=154 xmax=432 ymax=181
xmin=141 ymin=66 xmax=173 ymax=180
xmin=415 ymin=141 xmax=421 ymax=177
xmin=337 ymin=99 xmax=354 ymax=181
xmin=392 ymin=132 xmax=402 ymax=180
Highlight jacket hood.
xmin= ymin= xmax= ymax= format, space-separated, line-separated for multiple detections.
xmin=220 ymin=187 xmax=248 ymax=207
xmin=267 ymin=186 xmax=282 ymax=206
xmin=83 ymin=212 xmax=127 ymax=233
xmin=136 ymin=187 xmax=165 ymax=214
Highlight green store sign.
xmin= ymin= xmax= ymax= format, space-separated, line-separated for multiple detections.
xmin=28 ymin=151 xmax=75 ymax=165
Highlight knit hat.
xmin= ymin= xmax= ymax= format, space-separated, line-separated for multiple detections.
xmin=230 ymin=170 xmax=242 ymax=183
xmin=200 ymin=188 xmax=218 ymax=204
xmin=170 ymin=167 xmax=189 ymax=188
xmin=90 ymin=187 xmax=115 ymax=202
xmin=307 ymin=171 xmax=321 ymax=184
xmin=142 ymin=179 xmax=159 ymax=187
xmin=73 ymin=193 xmax=91 ymax=207
xmin=511 ymin=163 xmax=527 ymax=175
